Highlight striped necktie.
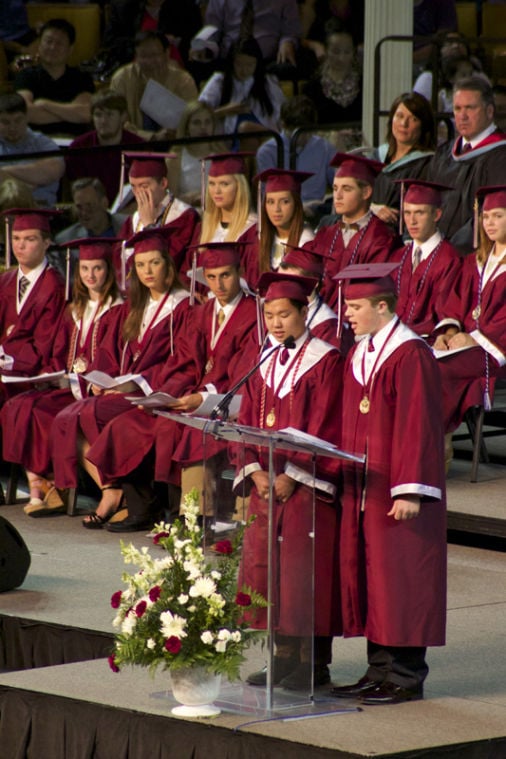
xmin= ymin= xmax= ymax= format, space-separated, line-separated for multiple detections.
xmin=18 ymin=275 xmax=30 ymax=301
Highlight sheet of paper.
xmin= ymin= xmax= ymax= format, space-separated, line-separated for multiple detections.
xmin=83 ymin=371 xmax=143 ymax=389
xmin=432 ymin=345 xmax=474 ymax=359
xmin=125 ymin=392 xmax=178 ymax=408
xmin=140 ymin=79 xmax=187 ymax=130
xmin=1 ymin=370 xmax=65 ymax=384
xmin=195 ymin=394 xmax=242 ymax=418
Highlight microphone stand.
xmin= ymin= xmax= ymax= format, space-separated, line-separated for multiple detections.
xmin=209 ymin=336 xmax=295 ymax=422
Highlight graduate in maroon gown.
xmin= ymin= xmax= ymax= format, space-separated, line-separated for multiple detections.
xmin=1 ymin=237 xmax=123 ymax=516
xmin=308 ymin=153 xmax=401 ymax=312
xmin=433 ymin=185 xmax=506 ymax=433
xmin=331 ymin=263 xmax=446 ymax=705
xmin=0 ymin=209 xmax=65 ymax=406
xmin=240 ymin=168 xmax=314 ymax=288
xmin=278 ymin=243 xmax=339 ymax=348
xmin=87 ymin=241 xmax=262 ymax=533
xmin=117 ymin=151 xmax=199 ymax=275
xmin=50 ymin=227 xmax=198 ymax=528
xmin=234 ymin=273 xmax=343 ymax=691
xmin=392 ymin=179 xmax=462 ymax=337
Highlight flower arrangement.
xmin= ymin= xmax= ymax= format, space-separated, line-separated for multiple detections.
xmin=108 ymin=489 xmax=267 ymax=681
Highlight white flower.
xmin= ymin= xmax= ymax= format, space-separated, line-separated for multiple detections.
xmin=231 ymin=631 xmax=242 ymax=642
xmin=200 ymin=631 xmax=214 ymax=645
xmin=177 ymin=594 xmax=189 ymax=605
xmin=189 ymin=577 xmax=216 ymax=598
xmin=121 ymin=614 xmax=137 ymax=637
xmin=112 ymin=613 xmax=122 ymax=629
xmin=147 ymin=638 xmax=156 ymax=649
xmin=183 ymin=560 xmax=201 ymax=580
xmin=215 ymin=640 xmax=227 ymax=653
xmin=211 ymin=570 xmax=221 ymax=580
xmin=217 ymin=628 xmax=231 ymax=641
xmin=160 ymin=611 xmax=187 ymax=638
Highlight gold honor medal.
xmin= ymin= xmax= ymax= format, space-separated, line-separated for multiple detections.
xmin=266 ymin=409 xmax=276 ymax=427
xmin=6 ymin=325 xmax=14 ymax=336
xmin=472 ymin=305 xmax=481 ymax=320
xmin=359 ymin=396 xmax=370 ymax=414
xmin=73 ymin=356 xmax=88 ymax=374
xmin=204 ymin=357 xmax=214 ymax=374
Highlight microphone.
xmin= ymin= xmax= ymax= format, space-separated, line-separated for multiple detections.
xmin=209 ymin=335 xmax=296 ymax=421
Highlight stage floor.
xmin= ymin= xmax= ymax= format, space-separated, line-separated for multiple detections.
xmin=0 ymin=468 xmax=505 ymax=758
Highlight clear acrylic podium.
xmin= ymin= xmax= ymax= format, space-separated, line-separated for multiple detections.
xmin=156 ymin=411 xmax=364 ymax=718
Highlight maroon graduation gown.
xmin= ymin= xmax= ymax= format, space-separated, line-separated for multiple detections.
xmin=394 ymin=238 xmax=462 ymax=336
xmin=51 ymin=293 xmax=197 ymax=488
xmin=435 ymin=253 xmax=506 ymax=431
xmin=1 ymin=301 xmax=122 ymax=475
xmin=234 ymin=334 xmax=343 ymax=637
xmin=340 ymin=321 xmax=447 ymax=647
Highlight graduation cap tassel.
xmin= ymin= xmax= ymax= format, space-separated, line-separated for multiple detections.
xmin=121 ymin=241 xmax=126 ymax=292
xmin=336 ymin=281 xmax=343 ymax=341
xmin=200 ymin=159 xmax=206 ymax=212
xmin=399 ymin=180 xmax=405 ymax=237
xmin=255 ymin=290 xmax=265 ymax=346
xmin=65 ymin=246 xmax=71 ymax=301
xmin=190 ymin=249 xmax=197 ymax=307
xmin=257 ymin=179 xmax=262 ymax=239
xmin=4 ymin=216 xmax=11 ymax=269
xmin=473 ymin=197 xmax=479 ymax=250
xmin=119 ymin=153 xmax=126 ymax=207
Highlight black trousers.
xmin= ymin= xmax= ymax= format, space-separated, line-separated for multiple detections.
xmin=366 ymin=640 xmax=428 ymax=690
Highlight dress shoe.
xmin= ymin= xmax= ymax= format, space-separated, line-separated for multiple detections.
xmin=106 ymin=516 xmax=154 ymax=533
xmin=280 ymin=663 xmax=331 ymax=690
xmin=246 ymin=656 xmax=298 ymax=686
xmin=330 ymin=675 xmax=381 ymax=698
xmin=359 ymin=681 xmax=423 ymax=705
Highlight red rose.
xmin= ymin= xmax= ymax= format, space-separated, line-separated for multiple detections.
xmin=153 ymin=531 xmax=170 ymax=545
xmin=135 ymin=600 xmax=147 ymax=617
xmin=110 ymin=590 xmax=122 ymax=609
xmin=108 ymin=655 xmax=120 ymax=673
xmin=213 ymin=539 xmax=233 ymax=554
xmin=235 ymin=592 xmax=251 ymax=607
xmin=164 ymin=636 xmax=182 ymax=654
xmin=149 ymin=585 xmax=162 ymax=603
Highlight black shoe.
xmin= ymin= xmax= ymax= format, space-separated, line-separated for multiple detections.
xmin=330 ymin=675 xmax=381 ymax=698
xmin=359 ymin=681 xmax=423 ymax=705
xmin=246 ymin=657 xmax=298 ymax=686
xmin=280 ymin=663 xmax=330 ymax=690
xmin=106 ymin=516 xmax=154 ymax=533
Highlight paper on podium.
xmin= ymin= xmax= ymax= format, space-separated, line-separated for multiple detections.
xmin=140 ymin=79 xmax=187 ymax=130
xmin=154 ymin=414 xmax=364 ymax=462
xmin=1 ymin=370 xmax=65 ymax=385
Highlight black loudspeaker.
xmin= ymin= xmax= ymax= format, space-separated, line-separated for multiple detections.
xmin=0 ymin=515 xmax=31 ymax=592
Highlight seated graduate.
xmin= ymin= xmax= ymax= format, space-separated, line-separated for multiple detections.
xmin=391 ymin=178 xmax=461 ymax=338
xmin=0 ymin=208 xmax=65 ymax=410
xmin=232 ymin=271 xmax=343 ymax=691
xmin=1 ymin=237 xmax=123 ymax=517
xmin=433 ymin=184 xmax=506 ymax=435
xmin=49 ymin=227 xmax=198 ymax=528
xmin=86 ymin=240 xmax=262 ymax=533
xmin=240 ymin=168 xmax=314 ymax=288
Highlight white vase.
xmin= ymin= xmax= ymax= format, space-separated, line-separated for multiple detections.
xmin=169 ymin=666 xmax=222 ymax=717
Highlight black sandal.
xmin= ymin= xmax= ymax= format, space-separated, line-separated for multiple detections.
xmin=82 ymin=512 xmax=108 ymax=529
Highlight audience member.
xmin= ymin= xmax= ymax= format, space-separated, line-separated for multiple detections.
xmin=331 ymin=262 xmax=446 ymax=705
xmin=55 ymin=178 xmax=127 ymax=246
xmin=0 ymin=0 xmax=38 ymax=63
xmin=65 ymin=91 xmax=144 ymax=207
xmin=256 ymin=96 xmax=336 ymax=216
xmin=392 ymin=179 xmax=461 ymax=337
xmin=302 ymin=20 xmax=362 ymax=125
xmin=166 ymin=101 xmax=223 ymax=208
xmin=109 ymin=31 xmax=198 ymax=141
xmin=1 ymin=237 xmax=123 ymax=517
xmin=426 ymin=78 xmax=506 ymax=253
xmin=412 ymin=0 xmax=458 ymax=72
xmin=199 ymin=38 xmax=284 ymax=137
xmin=371 ymin=92 xmax=436 ymax=228
xmin=300 ymin=0 xmax=365 ymax=62
xmin=434 ymin=185 xmax=506 ymax=435
xmin=0 ymin=92 xmax=64 ymax=207
xmin=0 ymin=208 xmax=66 ymax=409
xmin=14 ymin=19 xmax=95 ymax=137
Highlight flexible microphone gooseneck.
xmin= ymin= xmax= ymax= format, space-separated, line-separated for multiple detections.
xmin=209 ymin=335 xmax=296 ymax=421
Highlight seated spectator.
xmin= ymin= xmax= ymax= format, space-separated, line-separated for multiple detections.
xmin=412 ymin=0 xmax=458 ymax=73
xmin=302 ymin=19 xmax=362 ymax=125
xmin=55 ymin=178 xmax=126 ymax=245
xmin=166 ymin=101 xmax=223 ymax=208
xmin=109 ymin=31 xmax=198 ymax=141
xmin=371 ymin=92 xmax=436 ymax=228
xmin=300 ymin=0 xmax=365 ymax=63
xmin=14 ymin=18 xmax=95 ymax=138
xmin=0 ymin=0 xmax=38 ymax=63
xmin=0 ymin=92 xmax=64 ymax=207
xmin=199 ymin=38 xmax=284 ymax=138
xmin=256 ymin=95 xmax=336 ymax=218
xmin=65 ymin=90 xmax=144 ymax=206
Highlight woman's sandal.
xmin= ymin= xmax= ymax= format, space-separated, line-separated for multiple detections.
xmin=82 ymin=485 xmax=124 ymax=530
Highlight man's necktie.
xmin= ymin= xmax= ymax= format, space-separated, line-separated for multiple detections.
xmin=18 ymin=275 xmax=29 ymax=301
xmin=460 ymin=141 xmax=472 ymax=154
xmin=367 ymin=336 xmax=375 ymax=352
xmin=217 ymin=308 xmax=225 ymax=327
xmin=279 ymin=347 xmax=290 ymax=365
xmin=412 ymin=246 xmax=422 ymax=272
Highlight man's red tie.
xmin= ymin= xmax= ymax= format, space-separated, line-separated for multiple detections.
xmin=279 ymin=347 xmax=290 ymax=365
